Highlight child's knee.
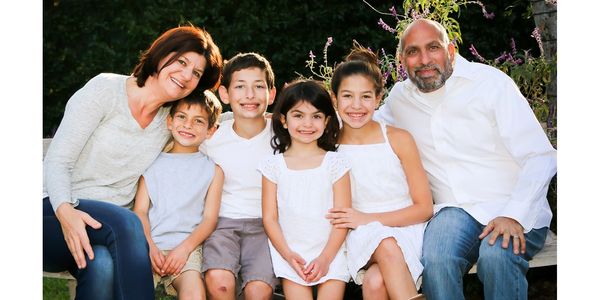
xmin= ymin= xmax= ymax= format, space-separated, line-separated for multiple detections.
xmin=205 ymin=270 xmax=235 ymax=292
xmin=243 ymin=280 xmax=273 ymax=299
xmin=362 ymin=269 xmax=384 ymax=291
xmin=374 ymin=237 xmax=403 ymax=261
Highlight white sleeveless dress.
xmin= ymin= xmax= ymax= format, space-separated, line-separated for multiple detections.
xmin=257 ymin=151 xmax=351 ymax=285
xmin=337 ymin=122 xmax=426 ymax=284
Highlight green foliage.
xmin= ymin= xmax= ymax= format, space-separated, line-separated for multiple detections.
xmin=43 ymin=0 xmax=539 ymax=137
xmin=43 ymin=0 xmax=399 ymax=136
xmin=399 ymin=0 xmax=468 ymax=45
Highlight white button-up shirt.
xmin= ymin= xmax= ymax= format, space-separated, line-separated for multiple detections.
xmin=375 ymin=54 xmax=556 ymax=232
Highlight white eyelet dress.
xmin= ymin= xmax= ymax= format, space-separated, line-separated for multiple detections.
xmin=337 ymin=122 xmax=426 ymax=284
xmin=257 ymin=151 xmax=351 ymax=286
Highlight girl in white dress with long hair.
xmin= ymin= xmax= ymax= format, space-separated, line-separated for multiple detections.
xmin=326 ymin=45 xmax=433 ymax=300
xmin=259 ymin=79 xmax=352 ymax=300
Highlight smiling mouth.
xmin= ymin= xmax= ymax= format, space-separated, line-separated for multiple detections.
xmin=178 ymin=131 xmax=195 ymax=138
xmin=171 ymin=77 xmax=184 ymax=88
xmin=240 ymin=104 xmax=259 ymax=110
xmin=298 ymin=130 xmax=316 ymax=135
xmin=347 ymin=113 xmax=366 ymax=119
xmin=415 ymin=67 xmax=440 ymax=78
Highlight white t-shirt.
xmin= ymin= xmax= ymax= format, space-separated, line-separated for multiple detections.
xmin=375 ymin=54 xmax=557 ymax=232
xmin=200 ymin=118 xmax=274 ymax=219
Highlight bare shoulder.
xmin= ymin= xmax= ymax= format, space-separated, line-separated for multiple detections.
xmin=385 ymin=125 xmax=415 ymax=144
xmin=385 ymin=125 xmax=418 ymax=157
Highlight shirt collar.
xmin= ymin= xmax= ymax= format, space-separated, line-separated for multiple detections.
xmin=451 ymin=53 xmax=478 ymax=81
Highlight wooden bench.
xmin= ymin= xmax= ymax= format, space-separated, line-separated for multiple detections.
xmin=42 ymin=138 xmax=557 ymax=298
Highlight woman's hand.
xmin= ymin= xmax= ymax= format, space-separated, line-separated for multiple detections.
xmin=326 ymin=207 xmax=371 ymax=229
xmin=55 ymin=202 xmax=102 ymax=269
xmin=303 ymin=255 xmax=331 ymax=283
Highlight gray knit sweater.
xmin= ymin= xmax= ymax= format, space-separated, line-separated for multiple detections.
xmin=43 ymin=73 xmax=171 ymax=211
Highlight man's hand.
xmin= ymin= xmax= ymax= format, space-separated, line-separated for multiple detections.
xmin=479 ymin=216 xmax=526 ymax=254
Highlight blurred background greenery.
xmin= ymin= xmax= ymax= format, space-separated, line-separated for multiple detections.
xmin=43 ymin=0 xmax=540 ymax=137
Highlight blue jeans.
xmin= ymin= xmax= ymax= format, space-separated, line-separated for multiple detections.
xmin=43 ymin=198 xmax=154 ymax=300
xmin=421 ymin=207 xmax=547 ymax=300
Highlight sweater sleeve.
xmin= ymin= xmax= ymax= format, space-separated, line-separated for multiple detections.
xmin=43 ymin=74 xmax=114 ymax=212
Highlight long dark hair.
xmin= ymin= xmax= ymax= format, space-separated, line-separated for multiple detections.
xmin=271 ymin=79 xmax=340 ymax=154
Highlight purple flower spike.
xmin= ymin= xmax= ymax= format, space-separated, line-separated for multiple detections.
xmin=377 ymin=18 xmax=397 ymax=34
xmin=389 ymin=6 xmax=398 ymax=19
xmin=510 ymin=38 xmax=517 ymax=56
xmin=399 ymin=65 xmax=408 ymax=81
xmin=326 ymin=37 xmax=333 ymax=47
xmin=469 ymin=44 xmax=486 ymax=62
xmin=309 ymin=51 xmax=316 ymax=59
xmin=531 ymin=28 xmax=545 ymax=57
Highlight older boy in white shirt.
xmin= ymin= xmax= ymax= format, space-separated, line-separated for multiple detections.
xmin=200 ymin=52 xmax=278 ymax=300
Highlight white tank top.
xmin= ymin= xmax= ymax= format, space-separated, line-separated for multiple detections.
xmin=337 ymin=122 xmax=413 ymax=213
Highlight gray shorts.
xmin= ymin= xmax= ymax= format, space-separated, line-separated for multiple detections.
xmin=202 ymin=217 xmax=278 ymax=290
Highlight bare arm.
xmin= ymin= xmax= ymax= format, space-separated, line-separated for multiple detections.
xmin=162 ymin=165 xmax=224 ymax=275
xmin=132 ymin=176 xmax=165 ymax=275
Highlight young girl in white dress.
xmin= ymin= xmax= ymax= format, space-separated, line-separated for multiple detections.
xmin=326 ymin=45 xmax=433 ymax=300
xmin=258 ymin=79 xmax=352 ymax=300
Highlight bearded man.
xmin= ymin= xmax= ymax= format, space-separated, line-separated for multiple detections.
xmin=376 ymin=19 xmax=556 ymax=300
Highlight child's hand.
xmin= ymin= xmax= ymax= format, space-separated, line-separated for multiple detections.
xmin=304 ymin=255 xmax=331 ymax=283
xmin=284 ymin=251 xmax=308 ymax=281
xmin=149 ymin=244 xmax=166 ymax=276
xmin=326 ymin=207 xmax=371 ymax=229
xmin=161 ymin=245 xmax=191 ymax=275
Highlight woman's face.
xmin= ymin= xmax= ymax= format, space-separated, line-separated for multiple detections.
xmin=156 ymin=51 xmax=207 ymax=100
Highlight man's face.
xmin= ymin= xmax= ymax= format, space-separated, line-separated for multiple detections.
xmin=399 ymin=22 xmax=455 ymax=93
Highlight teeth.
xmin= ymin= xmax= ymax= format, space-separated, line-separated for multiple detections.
xmin=178 ymin=131 xmax=194 ymax=137
xmin=171 ymin=78 xmax=184 ymax=88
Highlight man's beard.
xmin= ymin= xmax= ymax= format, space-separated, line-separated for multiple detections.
xmin=408 ymin=57 xmax=453 ymax=92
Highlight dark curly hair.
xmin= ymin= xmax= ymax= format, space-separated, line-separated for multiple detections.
xmin=271 ymin=79 xmax=340 ymax=154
